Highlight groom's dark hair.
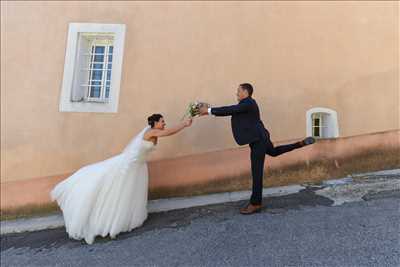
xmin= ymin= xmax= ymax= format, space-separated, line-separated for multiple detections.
xmin=148 ymin=114 xmax=163 ymax=128
xmin=240 ymin=83 xmax=253 ymax=96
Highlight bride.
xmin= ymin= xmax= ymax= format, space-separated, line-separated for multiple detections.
xmin=51 ymin=114 xmax=193 ymax=244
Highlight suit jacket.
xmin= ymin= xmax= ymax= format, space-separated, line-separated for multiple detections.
xmin=211 ymin=97 xmax=268 ymax=145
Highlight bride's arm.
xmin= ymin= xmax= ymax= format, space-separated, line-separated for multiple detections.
xmin=149 ymin=118 xmax=192 ymax=138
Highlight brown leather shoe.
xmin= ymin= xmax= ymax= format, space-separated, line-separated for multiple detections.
xmin=240 ymin=204 xmax=263 ymax=215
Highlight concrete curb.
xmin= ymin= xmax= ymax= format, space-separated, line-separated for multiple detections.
xmin=148 ymin=184 xmax=305 ymax=213
xmin=1 ymin=169 xmax=399 ymax=235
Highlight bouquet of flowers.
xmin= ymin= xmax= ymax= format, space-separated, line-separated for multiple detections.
xmin=181 ymin=101 xmax=210 ymax=120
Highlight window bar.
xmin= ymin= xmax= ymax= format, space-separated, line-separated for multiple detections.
xmin=105 ymin=45 xmax=112 ymax=100
xmin=100 ymin=45 xmax=110 ymax=101
xmin=98 ymin=43 xmax=105 ymax=101
xmin=86 ymin=45 xmax=95 ymax=100
xmin=105 ymin=46 xmax=112 ymax=99
xmin=82 ymin=68 xmax=110 ymax=71
xmin=82 ymin=53 xmax=113 ymax=56
xmin=87 ymin=42 xmax=106 ymax=102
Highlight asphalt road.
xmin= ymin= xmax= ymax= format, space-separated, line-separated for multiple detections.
xmin=1 ymin=188 xmax=399 ymax=267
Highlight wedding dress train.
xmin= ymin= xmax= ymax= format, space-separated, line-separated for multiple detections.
xmin=51 ymin=126 xmax=154 ymax=244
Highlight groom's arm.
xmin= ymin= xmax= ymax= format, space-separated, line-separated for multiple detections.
xmin=209 ymin=101 xmax=252 ymax=117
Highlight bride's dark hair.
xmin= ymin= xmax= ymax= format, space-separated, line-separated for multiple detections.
xmin=147 ymin=114 xmax=163 ymax=128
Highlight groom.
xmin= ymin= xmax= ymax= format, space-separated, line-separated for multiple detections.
xmin=199 ymin=83 xmax=315 ymax=214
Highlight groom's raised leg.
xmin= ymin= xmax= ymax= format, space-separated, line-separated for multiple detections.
xmin=265 ymin=137 xmax=315 ymax=157
xmin=266 ymin=140 xmax=301 ymax=157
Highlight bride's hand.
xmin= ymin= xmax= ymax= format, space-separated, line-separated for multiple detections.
xmin=184 ymin=118 xmax=193 ymax=127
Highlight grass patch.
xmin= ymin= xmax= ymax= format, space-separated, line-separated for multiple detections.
xmin=1 ymin=203 xmax=60 ymax=221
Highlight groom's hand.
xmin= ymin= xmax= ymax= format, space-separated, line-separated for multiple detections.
xmin=199 ymin=106 xmax=209 ymax=116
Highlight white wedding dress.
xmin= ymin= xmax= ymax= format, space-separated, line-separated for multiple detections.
xmin=51 ymin=126 xmax=155 ymax=244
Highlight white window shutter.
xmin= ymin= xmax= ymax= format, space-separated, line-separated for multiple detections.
xmin=70 ymin=83 xmax=85 ymax=102
xmin=70 ymin=34 xmax=90 ymax=102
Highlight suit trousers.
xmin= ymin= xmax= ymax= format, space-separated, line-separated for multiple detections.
xmin=249 ymin=137 xmax=303 ymax=205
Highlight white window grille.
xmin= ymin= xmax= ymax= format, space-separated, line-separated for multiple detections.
xmin=78 ymin=35 xmax=114 ymax=102
xmin=59 ymin=23 xmax=125 ymax=113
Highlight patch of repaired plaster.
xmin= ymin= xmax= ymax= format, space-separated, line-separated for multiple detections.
xmin=315 ymin=171 xmax=400 ymax=206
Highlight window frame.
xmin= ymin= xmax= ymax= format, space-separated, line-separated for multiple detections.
xmin=59 ymin=23 xmax=126 ymax=113
xmin=306 ymin=107 xmax=339 ymax=138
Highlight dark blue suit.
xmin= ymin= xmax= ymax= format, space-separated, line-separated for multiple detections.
xmin=211 ymin=97 xmax=302 ymax=205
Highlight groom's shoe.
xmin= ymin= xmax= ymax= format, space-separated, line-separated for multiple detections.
xmin=300 ymin=137 xmax=316 ymax=147
xmin=240 ymin=204 xmax=263 ymax=215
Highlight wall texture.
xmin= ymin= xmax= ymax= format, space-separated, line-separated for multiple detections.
xmin=1 ymin=2 xmax=399 ymax=185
